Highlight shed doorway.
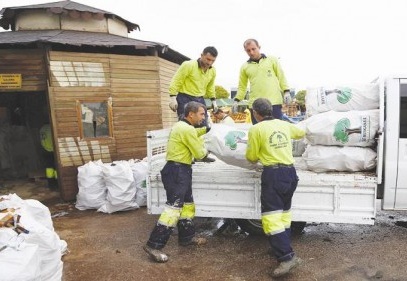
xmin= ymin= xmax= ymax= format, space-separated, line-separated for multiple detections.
xmin=0 ymin=91 xmax=56 ymax=188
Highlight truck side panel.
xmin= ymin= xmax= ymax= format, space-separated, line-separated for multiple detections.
xmin=147 ymin=127 xmax=376 ymax=225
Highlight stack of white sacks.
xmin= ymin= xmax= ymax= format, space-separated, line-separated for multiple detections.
xmin=298 ymin=83 xmax=380 ymax=172
xmin=75 ymin=159 xmax=148 ymax=213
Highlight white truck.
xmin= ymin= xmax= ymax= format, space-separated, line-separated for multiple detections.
xmin=146 ymin=76 xmax=407 ymax=234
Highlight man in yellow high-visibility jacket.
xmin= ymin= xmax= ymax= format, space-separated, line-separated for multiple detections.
xmin=234 ymin=39 xmax=291 ymax=123
xmin=40 ymin=124 xmax=57 ymax=188
xmin=143 ymin=101 xmax=210 ymax=263
xmin=168 ymin=46 xmax=218 ymax=126
xmin=246 ymin=98 xmax=305 ymax=277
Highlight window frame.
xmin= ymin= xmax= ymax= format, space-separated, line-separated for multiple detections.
xmin=76 ymin=98 xmax=113 ymax=140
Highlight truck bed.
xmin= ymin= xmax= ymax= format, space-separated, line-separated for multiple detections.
xmin=147 ymin=129 xmax=377 ymax=225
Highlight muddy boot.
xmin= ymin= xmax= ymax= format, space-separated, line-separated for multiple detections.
xmin=271 ymin=256 xmax=302 ymax=277
xmin=143 ymin=245 xmax=168 ymax=263
xmin=179 ymin=236 xmax=207 ymax=246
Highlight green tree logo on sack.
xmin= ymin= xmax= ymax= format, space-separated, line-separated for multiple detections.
xmin=336 ymin=87 xmax=352 ymax=104
xmin=224 ymin=131 xmax=247 ymax=150
xmin=334 ymin=118 xmax=362 ymax=144
xmin=325 ymin=88 xmax=352 ymax=104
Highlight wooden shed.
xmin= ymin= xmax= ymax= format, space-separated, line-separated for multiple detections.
xmin=0 ymin=1 xmax=185 ymax=200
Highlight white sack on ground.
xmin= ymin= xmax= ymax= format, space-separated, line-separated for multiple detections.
xmin=76 ymin=160 xmax=107 ymax=210
xmin=0 ymin=228 xmax=41 ymax=281
xmin=302 ymin=145 xmax=377 ymax=172
xmin=306 ymin=83 xmax=380 ymax=116
xmin=129 ymin=159 xmax=148 ymax=207
xmin=300 ymin=110 xmax=379 ymax=147
xmin=204 ymin=123 xmax=257 ymax=170
xmin=0 ymin=194 xmax=66 ymax=281
xmin=98 ymin=161 xmax=139 ymax=213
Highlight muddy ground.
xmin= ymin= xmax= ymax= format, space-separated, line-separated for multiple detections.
xmin=2 ymin=179 xmax=407 ymax=281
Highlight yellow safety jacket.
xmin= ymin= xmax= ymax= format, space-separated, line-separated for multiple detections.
xmin=246 ymin=119 xmax=305 ymax=166
xmin=166 ymin=120 xmax=208 ymax=164
xmin=169 ymin=59 xmax=216 ymax=99
xmin=236 ymin=55 xmax=289 ymax=107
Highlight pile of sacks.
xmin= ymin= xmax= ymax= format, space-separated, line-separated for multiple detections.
xmin=203 ymin=83 xmax=380 ymax=174
xmin=298 ymin=82 xmax=380 ymax=172
xmin=75 ymin=159 xmax=148 ymax=213
xmin=0 ymin=193 xmax=67 ymax=281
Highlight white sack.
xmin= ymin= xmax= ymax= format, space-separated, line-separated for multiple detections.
xmin=129 ymin=159 xmax=148 ymax=207
xmin=76 ymin=160 xmax=107 ymax=210
xmin=204 ymin=123 xmax=257 ymax=170
xmin=300 ymin=110 xmax=379 ymax=147
xmin=0 ymin=229 xmax=41 ymax=281
xmin=24 ymin=199 xmax=54 ymax=231
xmin=0 ymin=194 xmax=66 ymax=281
xmin=98 ymin=161 xmax=139 ymax=213
xmin=302 ymin=145 xmax=377 ymax=172
xmin=306 ymin=83 xmax=380 ymax=116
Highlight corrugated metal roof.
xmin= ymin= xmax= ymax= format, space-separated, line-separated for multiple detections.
xmin=0 ymin=0 xmax=139 ymax=32
xmin=0 ymin=29 xmax=189 ymax=64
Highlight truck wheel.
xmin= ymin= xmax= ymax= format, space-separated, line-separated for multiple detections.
xmin=235 ymin=219 xmax=306 ymax=236
xmin=290 ymin=221 xmax=307 ymax=235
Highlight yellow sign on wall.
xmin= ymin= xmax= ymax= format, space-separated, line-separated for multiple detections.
xmin=0 ymin=74 xmax=22 ymax=89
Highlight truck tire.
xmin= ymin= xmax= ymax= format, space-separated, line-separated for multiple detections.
xmin=235 ymin=219 xmax=306 ymax=236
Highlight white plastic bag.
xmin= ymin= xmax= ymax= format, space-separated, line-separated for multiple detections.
xmin=76 ymin=160 xmax=107 ymax=210
xmin=0 ymin=194 xmax=66 ymax=281
xmin=204 ymin=123 xmax=257 ymax=170
xmin=302 ymin=145 xmax=377 ymax=172
xmin=98 ymin=161 xmax=139 ymax=213
xmin=129 ymin=159 xmax=148 ymax=207
xmin=300 ymin=110 xmax=379 ymax=147
xmin=0 ymin=229 xmax=41 ymax=281
xmin=306 ymin=83 xmax=380 ymax=116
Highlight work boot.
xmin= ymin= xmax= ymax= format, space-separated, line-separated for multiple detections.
xmin=271 ymin=256 xmax=302 ymax=277
xmin=179 ymin=236 xmax=207 ymax=246
xmin=143 ymin=245 xmax=168 ymax=263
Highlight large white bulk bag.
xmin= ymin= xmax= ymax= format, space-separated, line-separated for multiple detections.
xmin=300 ymin=110 xmax=379 ymax=147
xmin=0 ymin=194 xmax=66 ymax=281
xmin=306 ymin=83 xmax=379 ymax=116
xmin=76 ymin=160 xmax=107 ymax=210
xmin=302 ymin=145 xmax=377 ymax=172
xmin=0 ymin=229 xmax=41 ymax=281
xmin=98 ymin=161 xmax=139 ymax=213
xmin=129 ymin=159 xmax=148 ymax=207
xmin=204 ymin=123 xmax=257 ymax=170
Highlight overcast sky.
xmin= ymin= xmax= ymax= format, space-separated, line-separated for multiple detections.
xmin=1 ymin=0 xmax=407 ymax=91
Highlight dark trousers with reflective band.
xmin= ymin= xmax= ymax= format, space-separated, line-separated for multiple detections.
xmin=261 ymin=165 xmax=298 ymax=262
xmin=176 ymin=93 xmax=209 ymax=127
xmin=146 ymin=161 xmax=196 ymax=249
xmin=250 ymin=105 xmax=282 ymax=124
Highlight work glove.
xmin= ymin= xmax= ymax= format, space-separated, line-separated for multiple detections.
xmin=211 ymin=100 xmax=218 ymax=112
xmin=284 ymin=91 xmax=292 ymax=105
xmin=231 ymin=101 xmax=239 ymax=114
xmin=169 ymin=96 xmax=178 ymax=112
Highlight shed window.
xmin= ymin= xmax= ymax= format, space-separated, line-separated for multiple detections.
xmin=77 ymin=99 xmax=112 ymax=138
xmin=50 ymin=61 xmax=107 ymax=87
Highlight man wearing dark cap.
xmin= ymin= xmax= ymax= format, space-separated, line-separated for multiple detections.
xmin=246 ymin=98 xmax=305 ymax=277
